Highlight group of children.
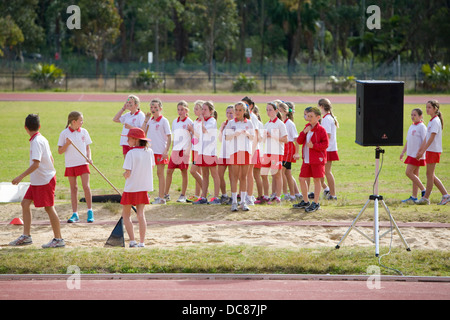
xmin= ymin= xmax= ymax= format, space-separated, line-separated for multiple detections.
xmin=9 ymin=97 xmax=448 ymax=248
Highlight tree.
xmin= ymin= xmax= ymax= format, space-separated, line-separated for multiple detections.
xmin=71 ymin=0 xmax=121 ymax=75
xmin=0 ymin=16 xmax=24 ymax=57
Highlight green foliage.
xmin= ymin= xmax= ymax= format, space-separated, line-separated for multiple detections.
xmin=135 ymin=69 xmax=163 ymax=90
xmin=421 ymin=63 xmax=450 ymax=92
xmin=28 ymin=63 xmax=65 ymax=89
xmin=327 ymin=75 xmax=355 ymax=93
xmin=232 ymin=73 xmax=258 ymax=92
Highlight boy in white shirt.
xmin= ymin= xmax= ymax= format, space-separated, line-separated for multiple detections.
xmin=10 ymin=114 xmax=65 ymax=248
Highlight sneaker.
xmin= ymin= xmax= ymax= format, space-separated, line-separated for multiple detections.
xmin=293 ymin=200 xmax=310 ymax=209
xmin=193 ymin=197 xmax=208 ymax=204
xmin=245 ymin=195 xmax=255 ymax=206
xmin=308 ymin=192 xmax=315 ymax=199
xmin=152 ymin=197 xmax=166 ymax=204
xmin=438 ymin=195 xmax=450 ymax=205
xmin=421 ymin=190 xmax=426 ymax=198
xmin=9 ymin=235 xmax=33 ymax=246
xmin=176 ymin=195 xmax=187 ymax=203
xmin=254 ymin=196 xmax=269 ymax=205
xmin=295 ymin=194 xmax=303 ymax=201
xmin=231 ymin=202 xmax=238 ymax=212
xmin=42 ymin=238 xmax=65 ymax=248
xmin=241 ymin=202 xmax=250 ymax=211
xmin=129 ymin=240 xmax=138 ymax=248
xmin=326 ymin=194 xmax=338 ymax=201
xmin=268 ymin=197 xmax=281 ymax=205
xmin=415 ymin=197 xmax=430 ymax=205
xmin=305 ymin=202 xmax=320 ymax=213
xmin=87 ymin=209 xmax=94 ymax=223
xmin=323 ymin=189 xmax=330 ymax=198
xmin=402 ymin=196 xmax=418 ymax=204
xmin=164 ymin=194 xmax=171 ymax=202
xmin=67 ymin=213 xmax=79 ymax=223
xmin=208 ymin=197 xmax=221 ymax=205
xmin=137 ymin=243 xmax=145 ymax=248
xmin=186 ymin=195 xmax=199 ymax=203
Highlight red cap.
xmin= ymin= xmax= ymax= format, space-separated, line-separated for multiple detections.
xmin=121 ymin=127 xmax=151 ymax=141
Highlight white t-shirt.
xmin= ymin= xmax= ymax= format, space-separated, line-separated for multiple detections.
xmin=224 ymin=118 xmax=254 ymax=155
xmin=29 ymin=133 xmax=56 ymax=186
xmin=321 ymin=113 xmax=338 ymax=152
xmin=58 ymin=127 xmax=92 ymax=168
xmin=119 ymin=110 xmax=146 ymax=146
xmin=284 ymin=119 xmax=298 ymax=143
xmin=192 ymin=118 xmax=203 ymax=152
xmin=426 ymin=116 xmax=443 ymax=153
xmin=172 ymin=117 xmax=193 ymax=151
xmin=123 ymin=147 xmax=155 ymax=192
xmin=263 ymin=117 xmax=288 ymax=155
xmin=406 ymin=121 xmax=427 ymax=159
xmin=199 ymin=117 xmax=218 ymax=157
xmin=145 ymin=115 xmax=171 ymax=155
xmin=218 ymin=120 xmax=232 ymax=159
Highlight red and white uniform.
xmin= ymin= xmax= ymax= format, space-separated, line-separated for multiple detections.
xmin=169 ymin=116 xmax=193 ymax=169
xmin=197 ymin=116 xmax=218 ymax=166
xmin=283 ymin=118 xmax=298 ymax=163
xmin=58 ymin=127 xmax=92 ymax=168
xmin=321 ymin=113 xmax=339 ymax=161
xmin=426 ymin=116 xmax=443 ymax=153
xmin=405 ymin=121 xmax=427 ymax=166
xmin=145 ymin=115 xmax=171 ymax=164
xmin=119 ymin=110 xmax=145 ymax=146
xmin=261 ymin=118 xmax=287 ymax=168
xmin=120 ymin=147 xmax=155 ymax=205
xmin=224 ymin=118 xmax=255 ymax=165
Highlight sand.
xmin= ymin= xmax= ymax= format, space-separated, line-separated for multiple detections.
xmin=0 ymin=200 xmax=449 ymax=250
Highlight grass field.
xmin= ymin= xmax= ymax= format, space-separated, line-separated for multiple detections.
xmin=0 ymin=97 xmax=449 ymax=276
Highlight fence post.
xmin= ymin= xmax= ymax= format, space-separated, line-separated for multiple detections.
xmin=66 ymin=73 xmax=68 ymax=92
xmin=264 ymin=74 xmax=267 ymax=93
xmin=114 ymin=73 xmax=117 ymax=92
xmin=313 ymin=74 xmax=316 ymax=94
xmin=12 ymin=71 xmax=14 ymax=92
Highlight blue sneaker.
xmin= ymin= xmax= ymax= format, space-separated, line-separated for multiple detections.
xmin=87 ymin=209 xmax=94 ymax=223
xmin=67 ymin=213 xmax=79 ymax=223
xmin=402 ymin=196 xmax=417 ymax=204
xmin=193 ymin=197 xmax=208 ymax=204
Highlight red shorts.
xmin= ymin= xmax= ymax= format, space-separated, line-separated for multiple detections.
xmin=260 ymin=154 xmax=283 ymax=170
xmin=283 ymin=142 xmax=297 ymax=163
xmin=168 ymin=150 xmax=189 ymax=170
xmin=65 ymin=164 xmax=90 ymax=177
xmin=192 ymin=150 xmax=199 ymax=165
xmin=251 ymin=149 xmax=262 ymax=168
xmin=154 ymin=154 xmax=169 ymax=165
xmin=327 ymin=151 xmax=340 ymax=162
xmin=24 ymin=176 xmax=56 ymax=208
xmin=426 ymin=151 xmax=440 ymax=164
xmin=299 ymin=162 xmax=325 ymax=178
xmin=120 ymin=191 xmax=149 ymax=206
xmin=196 ymin=155 xmax=217 ymax=167
xmin=122 ymin=145 xmax=132 ymax=155
xmin=229 ymin=151 xmax=250 ymax=165
xmin=404 ymin=156 xmax=426 ymax=167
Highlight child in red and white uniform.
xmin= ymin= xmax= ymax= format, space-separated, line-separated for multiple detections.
xmin=257 ymin=102 xmax=288 ymax=204
xmin=113 ymin=95 xmax=145 ymax=157
xmin=165 ymin=100 xmax=194 ymax=203
xmin=400 ymin=108 xmax=427 ymax=203
xmin=58 ymin=111 xmax=94 ymax=223
xmin=121 ymin=127 xmax=155 ymax=247
xmin=10 ymin=114 xmax=64 ymax=248
xmin=217 ymin=105 xmax=235 ymax=204
xmin=318 ymin=98 xmax=339 ymax=200
xmin=142 ymin=98 xmax=171 ymax=204
xmin=415 ymin=100 xmax=449 ymax=205
xmin=295 ymin=107 xmax=329 ymax=213
xmin=224 ymin=101 xmax=255 ymax=211
xmin=187 ymin=100 xmax=204 ymax=202
xmin=279 ymin=102 xmax=301 ymax=202
xmin=193 ymin=101 xmax=221 ymax=205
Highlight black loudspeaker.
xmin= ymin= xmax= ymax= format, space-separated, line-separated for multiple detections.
xmin=355 ymin=80 xmax=404 ymax=146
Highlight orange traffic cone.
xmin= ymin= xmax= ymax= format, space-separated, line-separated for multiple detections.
xmin=9 ymin=218 xmax=23 ymax=225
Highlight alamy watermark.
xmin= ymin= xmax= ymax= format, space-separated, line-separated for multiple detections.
xmin=366 ymin=265 xmax=381 ymax=290
xmin=66 ymin=5 xmax=81 ymax=30
xmin=66 ymin=265 xmax=81 ymax=290
xmin=366 ymin=5 xmax=381 ymax=30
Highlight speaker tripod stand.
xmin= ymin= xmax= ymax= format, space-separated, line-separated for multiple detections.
xmin=335 ymin=147 xmax=411 ymax=256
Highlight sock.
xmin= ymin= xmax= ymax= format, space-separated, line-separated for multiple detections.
xmin=240 ymin=191 xmax=247 ymax=203
xmin=232 ymin=193 xmax=237 ymax=204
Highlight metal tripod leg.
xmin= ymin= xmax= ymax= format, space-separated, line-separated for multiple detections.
xmin=379 ymin=200 xmax=411 ymax=252
xmin=335 ymin=198 xmax=371 ymax=250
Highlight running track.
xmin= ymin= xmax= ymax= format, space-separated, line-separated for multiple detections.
xmin=1 ymin=92 xmax=449 ymax=104
xmin=1 ymin=91 xmax=449 ymax=301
